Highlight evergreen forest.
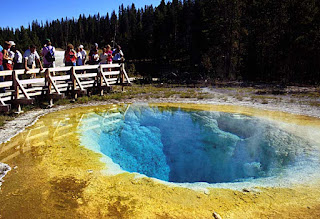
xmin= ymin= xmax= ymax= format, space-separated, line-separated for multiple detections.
xmin=1 ymin=0 xmax=320 ymax=84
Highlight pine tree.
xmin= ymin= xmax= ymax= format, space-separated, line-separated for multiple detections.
xmin=1 ymin=0 xmax=320 ymax=83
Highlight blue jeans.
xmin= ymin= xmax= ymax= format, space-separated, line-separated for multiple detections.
xmin=65 ymin=62 xmax=76 ymax=74
xmin=65 ymin=62 xmax=76 ymax=67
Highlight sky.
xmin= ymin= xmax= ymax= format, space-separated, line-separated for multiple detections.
xmin=1 ymin=0 xmax=163 ymax=29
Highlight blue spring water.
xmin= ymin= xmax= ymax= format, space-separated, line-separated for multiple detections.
xmin=80 ymin=105 xmax=314 ymax=184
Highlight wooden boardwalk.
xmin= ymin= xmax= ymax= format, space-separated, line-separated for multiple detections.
xmin=0 ymin=63 xmax=131 ymax=112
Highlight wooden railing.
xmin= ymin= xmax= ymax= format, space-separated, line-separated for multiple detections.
xmin=0 ymin=63 xmax=131 ymax=112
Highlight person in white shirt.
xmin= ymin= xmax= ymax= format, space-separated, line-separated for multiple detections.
xmin=11 ymin=46 xmax=23 ymax=69
xmin=99 ymin=47 xmax=108 ymax=64
xmin=8 ymin=41 xmax=15 ymax=59
xmin=79 ymin=45 xmax=86 ymax=65
xmin=8 ymin=41 xmax=22 ymax=69
xmin=76 ymin=47 xmax=83 ymax=66
xmin=23 ymin=45 xmax=43 ymax=79
xmin=90 ymin=49 xmax=99 ymax=64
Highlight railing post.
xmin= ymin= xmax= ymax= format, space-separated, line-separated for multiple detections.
xmin=12 ymin=70 xmax=22 ymax=113
xmin=45 ymin=69 xmax=53 ymax=107
xmin=98 ymin=65 xmax=104 ymax=96
xmin=120 ymin=63 xmax=125 ymax=91
xmin=71 ymin=66 xmax=77 ymax=99
xmin=120 ymin=63 xmax=125 ymax=84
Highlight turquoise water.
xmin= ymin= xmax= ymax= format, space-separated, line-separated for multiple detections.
xmin=80 ymin=105 xmax=316 ymax=184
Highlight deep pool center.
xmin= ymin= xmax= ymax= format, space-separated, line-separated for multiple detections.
xmin=79 ymin=104 xmax=320 ymax=185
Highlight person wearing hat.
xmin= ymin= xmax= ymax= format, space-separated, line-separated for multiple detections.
xmin=79 ymin=45 xmax=86 ymax=65
xmin=7 ymin=41 xmax=23 ymax=70
xmin=76 ymin=47 xmax=83 ymax=66
xmin=8 ymin=41 xmax=15 ymax=62
xmin=41 ymin=39 xmax=55 ymax=68
xmin=2 ymin=41 xmax=13 ymax=71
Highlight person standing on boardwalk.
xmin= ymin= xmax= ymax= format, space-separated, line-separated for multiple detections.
xmin=8 ymin=41 xmax=16 ymax=64
xmin=64 ymin=44 xmax=77 ymax=66
xmin=91 ymin=49 xmax=99 ymax=65
xmin=41 ymin=39 xmax=55 ymax=68
xmin=8 ymin=41 xmax=23 ymax=69
xmin=106 ymin=45 xmax=113 ymax=64
xmin=89 ymin=43 xmax=98 ymax=64
xmin=11 ymin=46 xmax=23 ymax=69
xmin=23 ymin=45 xmax=43 ymax=78
xmin=79 ymin=45 xmax=86 ymax=65
xmin=2 ymin=41 xmax=13 ymax=71
xmin=112 ymin=45 xmax=124 ymax=63
xmin=0 ymin=46 xmax=3 ymax=69
xmin=76 ymin=47 xmax=83 ymax=66
xmin=0 ymin=45 xmax=5 ymax=93
xmin=99 ymin=47 xmax=108 ymax=64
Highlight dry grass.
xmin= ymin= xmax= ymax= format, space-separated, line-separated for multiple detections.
xmin=0 ymin=115 xmax=15 ymax=127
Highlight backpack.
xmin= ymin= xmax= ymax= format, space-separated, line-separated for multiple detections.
xmin=45 ymin=47 xmax=55 ymax=62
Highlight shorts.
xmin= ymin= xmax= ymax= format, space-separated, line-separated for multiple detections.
xmin=14 ymin=63 xmax=24 ymax=70
xmin=4 ymin=63 xmax=13 ymax=70
xmin=44 ymin=63 xmax=54 ymax=68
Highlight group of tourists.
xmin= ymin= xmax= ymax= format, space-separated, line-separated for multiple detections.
xmin=0 ymin=39 xmax=124 ymax=92
xmin=0 ymin=41 xmax=24 ymax=71
xmin=64 ymin=43 xmax=124 ymax=67
xmin=0 ymin=39 xmax=124 ymax=71
xmin=0 ymin=41 xmax=45 ymax=72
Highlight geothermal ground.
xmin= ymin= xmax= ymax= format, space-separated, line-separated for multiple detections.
xmin=0 ymin=85 xmax=320 ymax=218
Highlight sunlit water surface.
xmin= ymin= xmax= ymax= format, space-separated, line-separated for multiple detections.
xmin=79 ymin=104 xmax=320 ymax=186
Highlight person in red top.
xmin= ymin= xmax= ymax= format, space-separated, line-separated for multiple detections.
xmin=0 ymin=45 xmax=5 ymax=93
xmin=64 ymin=44 xmax=77 ymax=66
xmin=106 ymin=45 xmax=113 ymax=64
xmin=2 ymin=41 xmax=13 ymax=70
xmin=0 ymin=45 xmax=3 ymax=70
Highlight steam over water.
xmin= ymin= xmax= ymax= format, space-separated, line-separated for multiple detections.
xmin=80 ymin=105 xmax=319 ymax=184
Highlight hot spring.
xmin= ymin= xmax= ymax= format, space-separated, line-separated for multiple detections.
xmin=1 ymin=103 xmax=320 ymax=218
xmin=79 ymin=104 xmax=320 ymax=185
